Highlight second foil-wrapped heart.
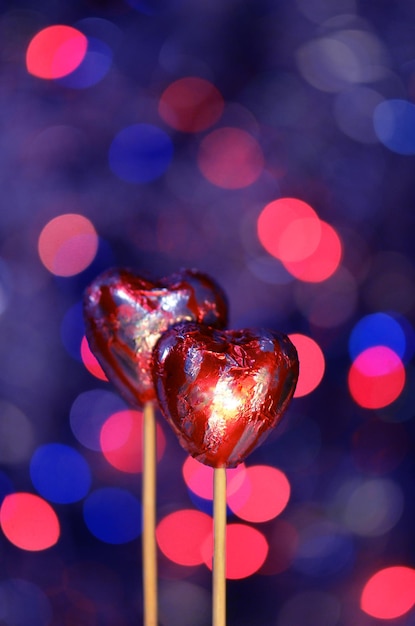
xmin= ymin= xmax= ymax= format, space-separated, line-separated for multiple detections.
xmin=83 ymin=268 xmax=228 ymax=407
xmin=152 ymin=322 xmax=299 ymax=468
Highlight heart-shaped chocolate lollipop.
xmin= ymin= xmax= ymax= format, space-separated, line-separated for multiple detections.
xmin=83 ymin=269 xmax=228 ymax=407
xmin=152 ymin=322 xmax=299 ymax=468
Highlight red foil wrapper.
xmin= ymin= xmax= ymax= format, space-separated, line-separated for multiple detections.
xmin=83 ymin=269 xmax=228 ymax=407
xmin=152 ymin=322 xmax=299 ymax=468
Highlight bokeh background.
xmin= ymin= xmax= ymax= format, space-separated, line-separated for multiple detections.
xmin=1 ymin=0 xmax=415 ymax=624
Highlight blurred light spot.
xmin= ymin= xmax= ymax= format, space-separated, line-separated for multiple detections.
xmin=0 ymin=400 xmax=34 ymax=464
xmin=26 ymin=25 xmax=87 ymax=79
xmin=83 ymin=487 xmax=141 ymax=544
xmin=334 ymin=86 xmax=383 ymax=144
xmin=257 ymin=198 xmax=321 ymax=263
xmin=343 ymin=478 xmax=404 ymax=536
xmin=296 ymin=29 xmax=388 ymax=93
xmin=283 ymin=221 xmax=342 ymax=282
xmin=257 ymin=198 xmax=342 ymax=282
xmin=294 ymin=521 xmax=354 ymax=577
xmin=182 ymin=456 xmax=246 ymax=501
xmin=361 ymin=566 xmax=415 ymax=619
xmin=201 ymin=524 xmax=268 ymax=579
xmin=100 ymin=409 xmax=166 ymax=473
xmin=289 ymin=334 xmax=325 ymax=397
xmin=352 ymin=420 xmax=408 ymax=475
xmin=279 ymin=218 xmax=322 ymax=263
xmin=156 ymin=510 xmax=212 ymax=566
xmin=60 ymin=301 xmax=84 ymax=361
xmin=227 ymin=465 xmax=290 ymax=523
xmin=348 ymin=346 xmax=405 ymax=409
xmin=349 ymin=313 xmax=407 ymax=360
xmin=159 ymin=77 xmax=224 ymax=132
xmin=197 ymin=127 xmax=264 ymax=189
xmin=38 ymin=214 xmax=98 ymax=277
xmin=56 ymin=37 xmax=112 ymax=88
xmin=81 ymin=336 xmax=108 ymax=381
xmin=0 ymin=579 xmax=52 ymax=626
xmin=159 ymin=580 xmax=211 ymax=626
xmin=0 ymin=492 xmax=60 ymax=551
xmin=295 ymin=267 xmax=357 ymax=328
xmin=70 ymin=389 xmax=127 ymax=451
xmin=30 ymin=443 xmax=91 ymax=504
xmin=260 ymin=519 xmax=299 ymax=575
xmin=277 ymin=590 xmax=341 ymax=626
xmin=374 ymin=99 xmax=415 ymax=155
xmin=109 ymin=124 xmax=173 ymax=183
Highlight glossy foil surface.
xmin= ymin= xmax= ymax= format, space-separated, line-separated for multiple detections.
xmin=83 ymin=269 xmax=228 ymax=407
xmin=153 ymin=322 xmax=299 ymax=468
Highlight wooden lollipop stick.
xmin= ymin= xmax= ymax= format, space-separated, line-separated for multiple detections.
xmin=213 ymin=467 xmax=227 ymax=626
xmin=143 ymin=401 xmax=158 ymax=626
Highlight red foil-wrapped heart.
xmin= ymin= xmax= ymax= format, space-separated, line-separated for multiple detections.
xmin=152 ymin=322 xmax=299 ymax=468
xmin=83 ymin=269 xmax=228 ymax=407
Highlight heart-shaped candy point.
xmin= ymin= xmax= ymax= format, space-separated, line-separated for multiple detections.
xmin=83 ymin=269 xmax=228 ymax=407
xmin=152 ymin=322 xmax=299 ymax=468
